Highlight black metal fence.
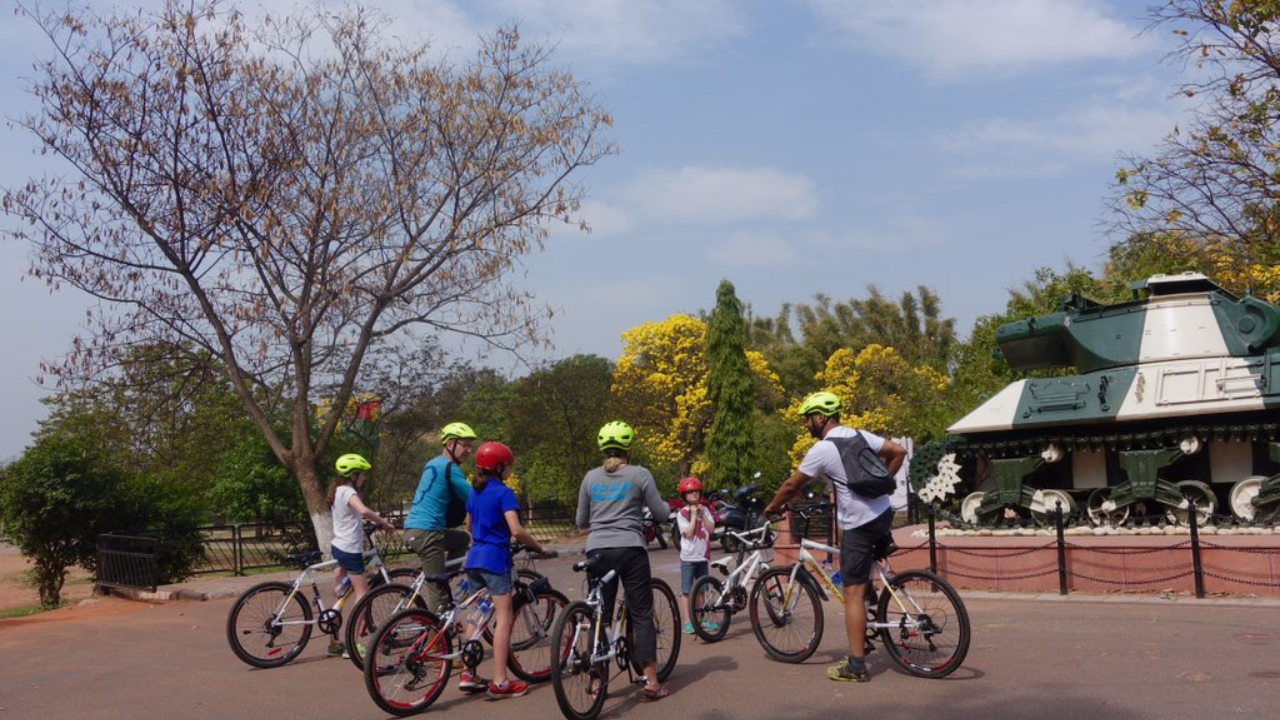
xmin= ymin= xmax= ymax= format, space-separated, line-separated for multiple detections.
xmin=97 ymin=534 xmax=160 ymax=593
xmin=97 ymin=502 xmax=582 ymax=587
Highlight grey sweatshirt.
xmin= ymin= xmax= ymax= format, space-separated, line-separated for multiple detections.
xmin=576 ymin=464 xmax=671 ymax=552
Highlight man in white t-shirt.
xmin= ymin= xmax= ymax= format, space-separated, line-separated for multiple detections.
xmin=764 ymin=391 xmax=907 ymax=684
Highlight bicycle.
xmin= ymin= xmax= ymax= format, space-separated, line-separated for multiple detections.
xmin=549 ymin=557 xmax=681 ymax=720
xmin=225 ymin=523 xmax=416 ymax=669
xmin=749 ymin=503 xmax=971 ymax=678
xmin=344 ymin=544 xmax=555 ymax=671
xmin=687 ymin=518 xmax=776 ymax=642
xmin=362 ymin=562 xmax=569 ymax=715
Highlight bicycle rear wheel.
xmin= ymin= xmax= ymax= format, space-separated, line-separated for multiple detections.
xmin=550 ymin=601 xmax=608 ymax=720
xmin=508 ymin=587 xmax=569 ymax=682
xmin=628 ymin=577 xmax=680 ymax=681
xmin=689 ymin=575 xmax=731 ymax=643
xmin=748 ymin=566 xmax=824 ymax=663
xmin=226 ymin=581 xmax=312 ymax=669
xmin=877 ymin=569 xmax=970 ymax=678
xmin=345 ymin=583 xmax=426 ymax=670
xmin=364 ymin=608 xmax=452 ymax=716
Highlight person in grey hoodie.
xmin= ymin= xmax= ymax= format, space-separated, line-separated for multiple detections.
xmin=575 ymin=420 xmax=673 ymax=701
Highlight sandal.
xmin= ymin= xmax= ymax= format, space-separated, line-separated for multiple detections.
xmin=640 ymin=685 xmax=671 ymax=702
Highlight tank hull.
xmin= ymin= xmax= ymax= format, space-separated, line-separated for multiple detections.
xmin=918 ymin=274 xmax=1280 ymax=527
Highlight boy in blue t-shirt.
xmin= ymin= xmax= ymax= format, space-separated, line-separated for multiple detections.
xmin=460 ymin=442 xmax=546 ymax=700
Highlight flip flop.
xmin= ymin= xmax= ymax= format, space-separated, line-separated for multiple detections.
xmin=640 ymin=685 xmax=671 ymax=702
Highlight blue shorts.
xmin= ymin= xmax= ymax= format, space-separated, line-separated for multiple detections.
xmin=331 ymin=545 xmax=366 ymax=573
xmin=680 ymin=561 xmax=708 ymax=594
xmin=466 ymin=567 xmax=513 ymax=596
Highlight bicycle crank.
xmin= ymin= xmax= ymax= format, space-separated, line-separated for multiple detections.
xmin=317 ymin=608 xmax=343 ymax=635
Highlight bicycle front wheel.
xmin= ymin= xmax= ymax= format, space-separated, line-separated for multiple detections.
xmin=550 ymin=601 xmax=608 ymax=720
xmin=508 ymin=587 xmax=569 ymax=682
xmin=749 ymin=567 xmax=824 ymax=663
xmin=345 ymin=583 xmax=426 ymax=670
xmin=877 ymin=569 xmax=971 ymax=678
xmin=689 ymin=575 xmax=731 ymax=643
xmin=627 ymin=577 xmax=680 ymax=681
xmin=363 ymin=608 xmax=452 ymax=716
xmin=226 ymin=581 xmax=312 ymax=669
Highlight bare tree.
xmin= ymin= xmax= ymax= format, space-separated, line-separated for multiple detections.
xmin=1109 ymin=0 xmax=1280 ymax=270
xmin=2 ymin=0 xmax=616 ymax=549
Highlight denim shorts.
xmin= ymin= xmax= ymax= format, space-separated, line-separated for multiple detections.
xmin=466 ymin=567 xmax=513 ymax=596
xmin=680 ymin=561 xmax=708 ymax=594
xmin=331 ymin=545 xmax=366 ymax=573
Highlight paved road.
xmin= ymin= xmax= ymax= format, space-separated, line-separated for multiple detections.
xmin=1 ymin=550 xmax=1278 ymax=720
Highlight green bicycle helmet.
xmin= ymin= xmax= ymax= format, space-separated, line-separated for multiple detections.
xmin=335 ymin=453 xmax=371 ymax=477
xmin=597 ymin=421 xmax=635 ymax=451
xmin=440 ymin=422 xmax=477 ymax=443
xmin=799 ymin=391 xmax=842 ymax=417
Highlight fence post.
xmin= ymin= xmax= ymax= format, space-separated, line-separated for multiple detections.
xmin=233 ymin=524 xmax=243 ymax=576
xmin=1054 ymin=500 xmax=1068 ymax=596
xmin=927 ymin=501 xmax=938 ymax=574
xmin=1186 ymin=497 xmax=1205 ymax=599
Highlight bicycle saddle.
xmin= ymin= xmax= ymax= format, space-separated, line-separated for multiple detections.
xmin=286 ymin=550 xmax=324 ymax=567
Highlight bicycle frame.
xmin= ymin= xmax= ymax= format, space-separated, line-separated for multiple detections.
xmin=710 ymin=523 xmax=773 ymax=600
xmin=791 ymin=537 xmax=926 ymax=633
xmin=270 ymin=540 xmax=392 ymax=632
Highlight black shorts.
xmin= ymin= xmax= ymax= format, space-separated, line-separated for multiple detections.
xmin=839 ymin=509 xmax=894 ymax=585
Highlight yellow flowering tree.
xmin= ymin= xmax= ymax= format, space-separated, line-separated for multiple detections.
xmin=786 ymin=344 xmax=948 ymax=467
xmin=612 ymin=314 xmax=783 ymax=480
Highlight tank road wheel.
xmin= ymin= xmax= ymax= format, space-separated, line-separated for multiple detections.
xmin=1030 ymin=489 xmax=1077 ymax=524
xmin=1229 ymin=477 xmax=1266 ymax=521
xmin=959 ymin=492 xmax=985 ymax=525
xmin=1086 ymin=488 xmax=1129 ymax=527
xmin=1167 ymin=480 xmax=1216 ymax=526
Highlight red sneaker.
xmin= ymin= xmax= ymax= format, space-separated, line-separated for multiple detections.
xmin=458 ymin=670 xmax=489 ymax=693
xmin=486 ymin=680 xmax=529 ymax=700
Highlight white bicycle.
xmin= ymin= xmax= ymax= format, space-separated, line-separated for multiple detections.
xmin=687 ymin=519 xmax=775 ymax=642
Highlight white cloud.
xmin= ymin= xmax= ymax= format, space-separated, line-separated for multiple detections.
xmin=705 ymin=229 xmax=804 ymax=267
xmin=239 ymin=0 xmax=745 ymax=70
xmin=806 ymin=0 xmax=1151 ymax=80
xmin=938 ymin=97 xmax=1181 ymax=163
xmin=624 ymin=166 xmax=819 ymax=225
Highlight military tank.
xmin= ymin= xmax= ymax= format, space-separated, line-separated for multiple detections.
xmin=912 ymin=272 xmax=1280 ymax=527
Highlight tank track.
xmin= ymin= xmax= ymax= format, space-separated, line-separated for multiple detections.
xmin=913 ymin=417 xmax=1280 ymax=529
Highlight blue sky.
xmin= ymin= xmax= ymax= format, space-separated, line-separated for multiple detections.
xmin=0 ymin=0 xmax=1191 ymax=460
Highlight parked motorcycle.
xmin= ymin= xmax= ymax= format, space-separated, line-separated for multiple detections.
xmin=715 ymin=478 xmax=767 ymax=553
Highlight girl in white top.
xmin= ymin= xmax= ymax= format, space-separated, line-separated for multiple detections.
xmin=327 ymin=453 xmax=397 ymax=655
xmin=675 ymin=477 xmax=716 ymax=635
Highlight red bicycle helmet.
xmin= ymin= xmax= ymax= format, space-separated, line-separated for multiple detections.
xmin=677 ymin=477 xmax=703 ymax=494
xmin=474 ymin=441 xmax=515 ymax=474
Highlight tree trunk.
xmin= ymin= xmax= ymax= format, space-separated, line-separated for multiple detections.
xmin=296 ymin=462 xmax=335 ymax=558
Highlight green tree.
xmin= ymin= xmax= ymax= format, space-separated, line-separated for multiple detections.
xmin=507 ymin=355 xmax=614 ymax=503
xmin=4 ymin=1 xmax=616 ymax=551
xmin=751 ymin=285 xmax=956 ymax=395
xmin=706 ymin=281 xmax=756 ymax=487
xmin=0 ymin=431 xmax=123 ymax=607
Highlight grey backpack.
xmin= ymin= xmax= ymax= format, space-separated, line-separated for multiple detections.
xmin=828 ymin=433 xmax=896 ymax=498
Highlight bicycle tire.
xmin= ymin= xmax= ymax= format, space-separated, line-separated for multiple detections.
xmin=226 ymin=581 xmax=313 ymax=669
xmin=628 ymin=577 xmax=681 ymax=681
xmin=344 ymin=582 xmax=426 ymax=670
xmin=877 ymin=569 xmax=971 ymax=678
xmin=363 ymin=608 xmax=452 ymax=716
xmin=689 ymin=575 xmax=731 ymax=643
xmin=550 ymin=600 xmax=608 ymax=720
xmin=507 ymin=587 xmax=569 ymax=682
xmin=385 ymin=567 xmax=420 ymax=585
xmin=748 ymin=566 xmax=824 ymax=663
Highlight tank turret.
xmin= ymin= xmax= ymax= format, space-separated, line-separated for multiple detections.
xmin=914 ymin=273 xmax=1280 ymax=528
